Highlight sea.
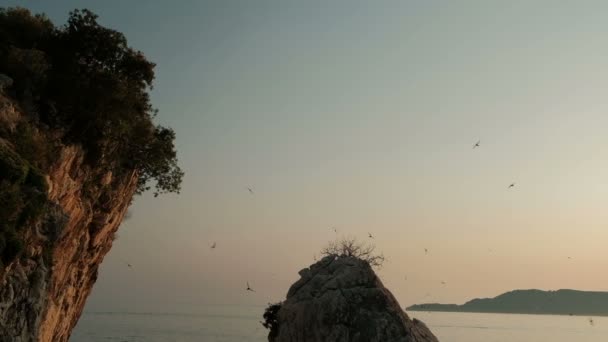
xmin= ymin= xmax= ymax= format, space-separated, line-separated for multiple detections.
xmin=70 ymin=306 xmax=607 ymax=342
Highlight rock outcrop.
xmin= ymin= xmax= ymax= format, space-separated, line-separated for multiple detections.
xmin=0 ymin=97 xmax=138 ymax=341
xmin=269 ymin=255 xmax=439 ymax=342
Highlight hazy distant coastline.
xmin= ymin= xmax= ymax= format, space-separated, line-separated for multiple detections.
xmin=407 ymin=289 xmax=608 ymax=316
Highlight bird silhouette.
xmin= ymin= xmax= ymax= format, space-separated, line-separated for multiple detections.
xmin=589 ymin=317 xmax=594 ymax=326
xmin=368 ymin=233 xmax=374 ymax=239
xmin=508 ymin=183 xmax=515 ymax=189
xmin=333 ymin=227 xmax=338 ymax=233
xmin=246 ymin=282 xmax=255 ymax=292
xmin=473 ymin=140 xmax=480 ymax=149
xmin=121 ymin=259 xmax=133 ymax=269
xmin=247 ymin=187 xmax=254 ymax=195
xmin=210 ymin=242 xmax=216 ymax=249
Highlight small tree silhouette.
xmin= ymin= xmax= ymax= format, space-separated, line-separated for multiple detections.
xmin=321 ymin=237 xmax=385 ymax=268
xmin=262 ymin=302 xmax=282 ymax=338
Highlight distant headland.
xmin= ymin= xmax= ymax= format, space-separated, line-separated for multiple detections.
xmin=407 ymin=289 xmax=608 ymax=316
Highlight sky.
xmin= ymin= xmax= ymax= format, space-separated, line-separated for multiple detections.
xmin=7 ymin=0 xmax=608 ymax=313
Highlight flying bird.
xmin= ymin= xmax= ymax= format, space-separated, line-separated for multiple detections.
xmin=210 ymin=242 xmax=216 ymax=249
xmin=247 ymin=187 xmax=254 ymax=195
xmin=122 ymin=259 xmax=133 ymax=269
xmin=589 ymin=317 xmax=594 ymax=326
xmin=424 ymin=248 xmax=428 ymax=255
xmin=508 ymin=183 xmax=515 ymax=189
xmin=121 ymin=259 xmax=133 ymax=269
xmin=473 ymin=140 xmax=480 ymax=149
xmin=441 ymin=281 xmax=446 ymax=285
xmin=333 ymin=227 xmax=338 ymax=233
xmin=246 ymin=282 xmax=255 ymax=292
xmin=368 ymin=233 xmax=374 ymax=239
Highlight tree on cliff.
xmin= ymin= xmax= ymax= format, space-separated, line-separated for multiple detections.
xmin=0 ymin=7 xmax=182 ymax=196
xmin=262 ymin=302 xmax=282 ymax=339
xmin=321 ymin=237 xmax=385 ymax=268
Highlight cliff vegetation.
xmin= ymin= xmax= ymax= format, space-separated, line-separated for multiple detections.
xmin=0 ymin=7 xmax=182 ymax=269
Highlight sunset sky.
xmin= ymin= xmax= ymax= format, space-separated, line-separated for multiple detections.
xmin=9 ymin=0 xmax=608 ymax=313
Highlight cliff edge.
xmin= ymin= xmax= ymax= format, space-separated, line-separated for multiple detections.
xmin=0 ymin=95 xmax=137 ymax=341
xmin=0 ymin=7 xmax=182 ymax=341
xmin=267 ymin=255 xmax=439 ymax=342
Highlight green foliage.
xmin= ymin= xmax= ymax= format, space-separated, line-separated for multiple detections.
xmin=130 ymin=126 xmax=184 ymax=197
xmin=0 ymin=176 xmax=45 ymax=266
xmin=0 ymin=6 xmax=184 ymax=270
xmin=0 ymin=8 xmax=53 ymax=100
xmin=0 ymin=7 xmax=53 ymax=48
xmin=12 ymin=121 xmax=57 ymax=170
xmin=0 ymin=144 xmax=49 ymax=267
xmin=6 ymin=46 xmax=49 ymax=98
xmin=262 ymin=302 xmax=283 ymax=338
xmin=0 ymin=7 xmax=183 ymax=196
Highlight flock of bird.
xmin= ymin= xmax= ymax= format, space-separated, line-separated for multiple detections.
xmin=200 ymin=140 xmax=520 ymax=296
xmin=199 ymin=139 xmax=521 ymax=298
xmin=474 ymin=139 xmax=516 ymax=189
xmin=122 ymin=138 xmax=596 ymax=328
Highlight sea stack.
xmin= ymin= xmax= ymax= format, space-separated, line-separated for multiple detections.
xmin=267 ymin=255 xmax=439 ymax=342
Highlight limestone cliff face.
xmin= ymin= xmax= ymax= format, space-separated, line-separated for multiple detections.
xmin=0 ymin=98 xmax=138 ymax=341
xmin=269 ymin=256 xmax=439 ymax=342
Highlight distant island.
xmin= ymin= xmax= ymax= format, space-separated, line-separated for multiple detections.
xmin=407 ymin=289 xmax=608 ymax=316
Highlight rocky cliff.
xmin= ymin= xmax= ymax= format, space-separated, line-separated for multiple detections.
xmin=268 ymin=255 xmax=439 ymax=342
xmin=0 ymin=96 xmax=138 ymax=341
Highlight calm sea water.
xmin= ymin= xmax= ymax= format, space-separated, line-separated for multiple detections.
xmin=70 ymin=307 xmax=607 ymax=342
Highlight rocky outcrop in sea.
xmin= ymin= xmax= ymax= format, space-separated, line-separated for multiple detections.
xmin=267 ymin=255 xmax=439 ymax=342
